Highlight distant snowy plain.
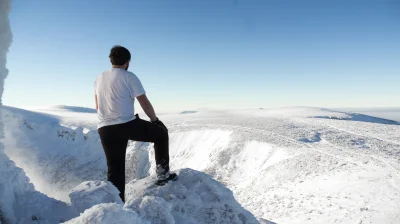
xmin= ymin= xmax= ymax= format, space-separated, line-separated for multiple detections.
xmin=1 ymin=106 xmax=400 ymax=223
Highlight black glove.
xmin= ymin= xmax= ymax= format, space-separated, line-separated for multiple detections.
xmin=152 ymin=118 xmax=168 ymax=133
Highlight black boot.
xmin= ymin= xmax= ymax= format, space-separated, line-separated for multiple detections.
xmin=155 ymin=164 xmax=178 ymax=186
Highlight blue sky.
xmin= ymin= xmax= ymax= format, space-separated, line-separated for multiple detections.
xmin=4 ymin=0 xmax=400 ymax=111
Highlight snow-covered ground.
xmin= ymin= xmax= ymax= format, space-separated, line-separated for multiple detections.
xmin=3 ymin=106 xmax=400 ymax=223
xmin=1 ymin=105 xmax=400 ymax=223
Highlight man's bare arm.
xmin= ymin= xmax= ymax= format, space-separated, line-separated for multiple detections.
xmin=95 ymin=95 xmax=98 ymax=110
xmin=136 ymin=94 xmax=157 ymax=121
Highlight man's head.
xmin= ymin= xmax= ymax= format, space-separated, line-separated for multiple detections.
xmin=109 ymin=45 xmax=131 ymax=70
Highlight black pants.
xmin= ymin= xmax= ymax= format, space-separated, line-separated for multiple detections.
xmin=98 ymin=116 xmax=169 ymax=202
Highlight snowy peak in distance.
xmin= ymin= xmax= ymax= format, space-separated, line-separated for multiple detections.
xmin=180 ymin=110 xmax=198 ymax=114
xmin=231 ymin=107 xmax=399 ymax=125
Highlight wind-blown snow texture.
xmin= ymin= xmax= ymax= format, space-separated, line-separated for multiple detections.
xmin=1 ymin=105 xmax=399 ymax=223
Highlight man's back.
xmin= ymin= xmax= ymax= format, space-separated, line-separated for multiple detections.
xmin=95 ymin=68 xmax=145 ymax=128
xmin=96 ymin=45 xmax=176 ymax=202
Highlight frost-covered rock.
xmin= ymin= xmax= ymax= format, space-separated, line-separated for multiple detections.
xmin=69 ymin=180 xmax=123 ymax=214
xmin=63 ymin=203 xmax=147 ymax=224
xmin=125 ymin=168 xmax=259 ymax=224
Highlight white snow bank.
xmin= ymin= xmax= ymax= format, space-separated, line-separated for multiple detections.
xmin=125 ymin=168 xmax=259 ymax=224
xmin=69 ymin=181 xmax=123 ymax=214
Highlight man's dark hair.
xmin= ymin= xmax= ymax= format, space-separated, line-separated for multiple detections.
xmin=109 ymin=45 xmax=131 ymax=65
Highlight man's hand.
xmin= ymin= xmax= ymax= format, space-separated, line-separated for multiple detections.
xmin=152 ymin=118 xmax=168 ymax=133
xmin=136 ymin=94 xmax=166 ymax=132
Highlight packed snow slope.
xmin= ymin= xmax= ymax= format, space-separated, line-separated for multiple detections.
xmin=2 ymin=105 xmax=400 ymax=223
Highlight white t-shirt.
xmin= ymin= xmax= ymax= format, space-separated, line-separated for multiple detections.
xmin=94 ymin=68 xmax=146 ymax=129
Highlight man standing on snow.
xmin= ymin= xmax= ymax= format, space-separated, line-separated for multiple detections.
xmin=95 ymin=45 xmax=177 ymax=202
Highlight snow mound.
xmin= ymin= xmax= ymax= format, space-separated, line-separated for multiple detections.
xmin=69 ymin=181 xmax=123 ymax=214
xmin=125 ymin=168 xmax=259 ymax=224
xmin=63 ymin=169 xmax=260 ymax=224
xmin=64 ymin=203 xmax=146 ymax=224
